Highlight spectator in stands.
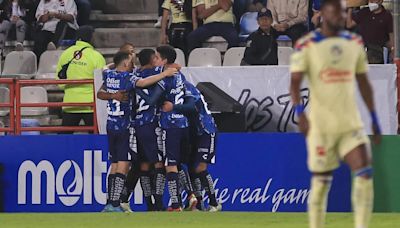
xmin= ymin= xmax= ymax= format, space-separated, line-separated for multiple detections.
xmin=346 ymin=0 xmax=394 ymax=64
xmin=241 ymin=8 xmax=278 ymax=65
xmin=56 ymin=26 xmax=105 ymax=134
xmin=311 ymin=0 xmax=322 ymax=28
xmin=160 ymin=0 xmax=194 ymax=56
xmin=187 ymin=0 xmax=239 ymax=54
xmin=267 ymin=0 xmax=308 ymax=44
xmin=0 ymin=0 xmax=31 ymax=50
xmin=74 ymin=0 xmax=91 ymax=26
xmin=34 ymin=0 xmax=79 ymax=59
xmin=247 ymin=0 xmax=267 ymax=12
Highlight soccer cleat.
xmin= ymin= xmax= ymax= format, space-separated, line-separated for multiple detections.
xmin=185 ymin=194 xmax=198 ymax=211
xmin=167 ymin=207 xmax=183 ymax=212
xmin=101 ymin=204 xmax=124 ymax=213
xmin=208 ymin=203 xmax=222 ymax=212
xmin=120 ymin=202 xmax=134 ymax=213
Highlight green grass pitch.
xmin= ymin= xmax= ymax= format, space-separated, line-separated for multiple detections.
xmin=1 ymin=212 xmax=399 ymax=228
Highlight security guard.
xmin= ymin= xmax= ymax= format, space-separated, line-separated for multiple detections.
xmin=56 ymin=25 xmax=106 ymax=133
xmin=241 ymin=8 xmax=279 ymax=65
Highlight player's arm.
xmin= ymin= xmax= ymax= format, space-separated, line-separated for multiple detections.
xmin=356 ymin=73 xmax=381 ymax=141
xmin=162 ymin=96 xmax=196 ymax=114
xmin=136 ymin=84 xmax=165 ymax=106
xmin=135 ymin=68 xmax=177 ymax=88
xmin=97 ymin=85 xmax=128 ymax=101
xmin=196 ymin=3 xmax=221 ymax=20
xmin=355 ymin=42 xmax=381 ymax=142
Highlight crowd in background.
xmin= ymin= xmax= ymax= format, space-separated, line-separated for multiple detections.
xmin=157 ymin=0 xmax=395 ymax=65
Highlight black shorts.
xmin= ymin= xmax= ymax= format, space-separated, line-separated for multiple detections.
xmin=107 ymin=129 xmax=133 ymax=163
xmin=162 ymin=128 xmax=189 ymax=167
xmin=194 ymin=133 xmax=217 ymax=164
xmin=135 ymin=122 xmax=163 ymax=164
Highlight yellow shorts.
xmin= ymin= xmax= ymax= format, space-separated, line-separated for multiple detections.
xmin=306 ymin=128 xmax=370 ymax=173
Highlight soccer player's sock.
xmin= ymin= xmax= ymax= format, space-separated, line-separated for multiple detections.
xmin=190 ymin=172 xmax=204 ymax=210
xmin=140 ymin=171 xmax=154 ymax=210
xmin=120 ymin=167 xmax=139 ymax=203
xmin=111 ymin=173 xmax=126 ymax=207
xmin=352 ymin=168 xmax=373 ymax=228
xmin=178 ymin=168 xmax=194 ymax=195
xmin=166 ymin=172 xmax=180 ymax=209
xmin=308 ymin=175 xmax=332 ymax=228
xmin=198 ymin=170 xmax=218 ymax=207
xmin=154 ymin=167 xmax=166 ymax=210
xmin=107 ymin=174 xmax=116 ymax=205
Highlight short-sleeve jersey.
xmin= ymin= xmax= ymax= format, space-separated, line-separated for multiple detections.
xmin=159 ymin=71 xmax=189 ymax=129
xmin=184 ymin=81 xmax=217 ymax=135
xmin=162 ymin=0 xmax=192 ymax=23
xmin=134 ymin=67 xmax=164 ymax=126
xmin=290 ymin=30 xmax=368 ymax=134
xmin=102 ymin=69 xmax=138 ymax=131
xmin=193 ymin=0 xmax=235 ymax=24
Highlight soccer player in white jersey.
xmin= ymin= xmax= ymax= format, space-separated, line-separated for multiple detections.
xmin=290 ymin=0 xmax=381 ymax=228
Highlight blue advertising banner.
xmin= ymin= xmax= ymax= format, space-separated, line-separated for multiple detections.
xmin=0 ymin=134 xmax=351 ymax=212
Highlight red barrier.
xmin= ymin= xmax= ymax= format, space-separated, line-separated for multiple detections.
xmin=13 ymin=79 xmax=98 ymax=135
xmin=0 ymin=78 xmax=15 ymax=134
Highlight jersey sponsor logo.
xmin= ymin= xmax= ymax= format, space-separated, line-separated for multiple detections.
xmin=106 ymin=78 xmax=121 ymax=89
xmin=320 ymin=68 xmax=352 ymax=83
xmin=171 ymin=113 xmax=184 ymax=119
xmin=18 ymin=150 xmax=107 ymax=206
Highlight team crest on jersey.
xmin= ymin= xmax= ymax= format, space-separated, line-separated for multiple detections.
xmin=330 ymin=45 xmax=343 ymax=64
xmin=74 ymin=50 xmax=83 ymax=60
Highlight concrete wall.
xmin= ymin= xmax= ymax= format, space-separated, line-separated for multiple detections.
xmin=91 ymin=0 xmax=158 ymax=14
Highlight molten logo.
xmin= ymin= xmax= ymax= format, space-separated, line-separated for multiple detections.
xmin=18 ymin=150 xmax=107 ymax=206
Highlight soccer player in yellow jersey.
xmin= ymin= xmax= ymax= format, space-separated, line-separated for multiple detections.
xmin=290 ymin=0 xmax=381 ymax=228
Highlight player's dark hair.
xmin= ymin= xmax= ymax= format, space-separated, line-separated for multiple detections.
xmin=120 ymin=42 xmax=135 ymax=52
xmin=113 ymin=51 xmax=131 ymax=66
xmin=321 ymin=0 xmax=341 ymax=9
xmin=138 ymin=49 xmax=156 ymax=66
xmin=156 ymin=45 xmax=176 ymax=64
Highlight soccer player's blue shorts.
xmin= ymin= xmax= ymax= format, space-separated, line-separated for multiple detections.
xmin=107 ymin=129 xmax=134 ymax=163
xmin=162 ymin=127 xmax=189 ymax=167
xmin=194 ymin=133 xmax=217 ymax=164
xmin=135 ymin=122 xmax=163 ymax=164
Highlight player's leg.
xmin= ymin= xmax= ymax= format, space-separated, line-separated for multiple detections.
xmin=139 ymin=162 xmax=154 ymax=211
xmin=154 ymin=162 xmax=166 ymax=211
xmin=341 ymin=134 xmax=373 ymax=228
xmin=152 ymin=125 xmax=166 ymax=211
xmin=103 ymin=131 xmax=121 ymax=212
xmin=163 ymin=128 xmax=183 ymax=211
xmin=195 ymin=133 xmax=220 ymax=211
xmin=107 ymin=130 xmax=132 ymax=211
xmin=178 ymin=164 xmax=197 ymax=211
xmin=307 ymin=132 xmax=338 ymax=228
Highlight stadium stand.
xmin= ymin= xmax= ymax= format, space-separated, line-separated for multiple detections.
xmin=20 ymin=86 xmax=48 ymax=116
xmin=188 ymin=48 xmax=222 ymax=67
xmin=239 ymin=12 xmax=259 ymax=41
xmin=277 ymin=47 xmax=294 ymax=65
xmin=1 ymin=50 xmax=37 ymax=79
xmin=174 ymin=48 xmax=186 ymax=67
xmin=36 ymin=50 xmax=64 ymax=80
xmin=0 ymin=87 xmax=9 ymax=117
xmin=223 ymin=47 xmax=246 ymax=66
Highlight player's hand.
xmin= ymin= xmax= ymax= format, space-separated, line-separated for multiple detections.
xmin=111 ymin=91 xmax=128 ymax=102
xmin=162 ymin=101 xmax=174 ymax=112
xmin=168 ymin=63 xmax=182 ymax=71
xmin=163 ymin=67 xmax=178 ymax=77
xmin=298 ymin=114 xmax=309 ymax=136
xmin=311 ymin=12 xmax=321 ymax=27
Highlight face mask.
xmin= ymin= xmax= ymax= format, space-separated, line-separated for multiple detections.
xmin=368 ymin=3 xmax=379 ymax=12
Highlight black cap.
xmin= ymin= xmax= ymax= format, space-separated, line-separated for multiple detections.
xmin=76 ymin=25 xmax=95 ymax=43
xmin=258 ymin=8 xmax=272 ymax=19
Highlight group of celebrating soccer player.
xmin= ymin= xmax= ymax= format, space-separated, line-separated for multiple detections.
xmin=97 ymin=44 xmax=221 ymax=213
